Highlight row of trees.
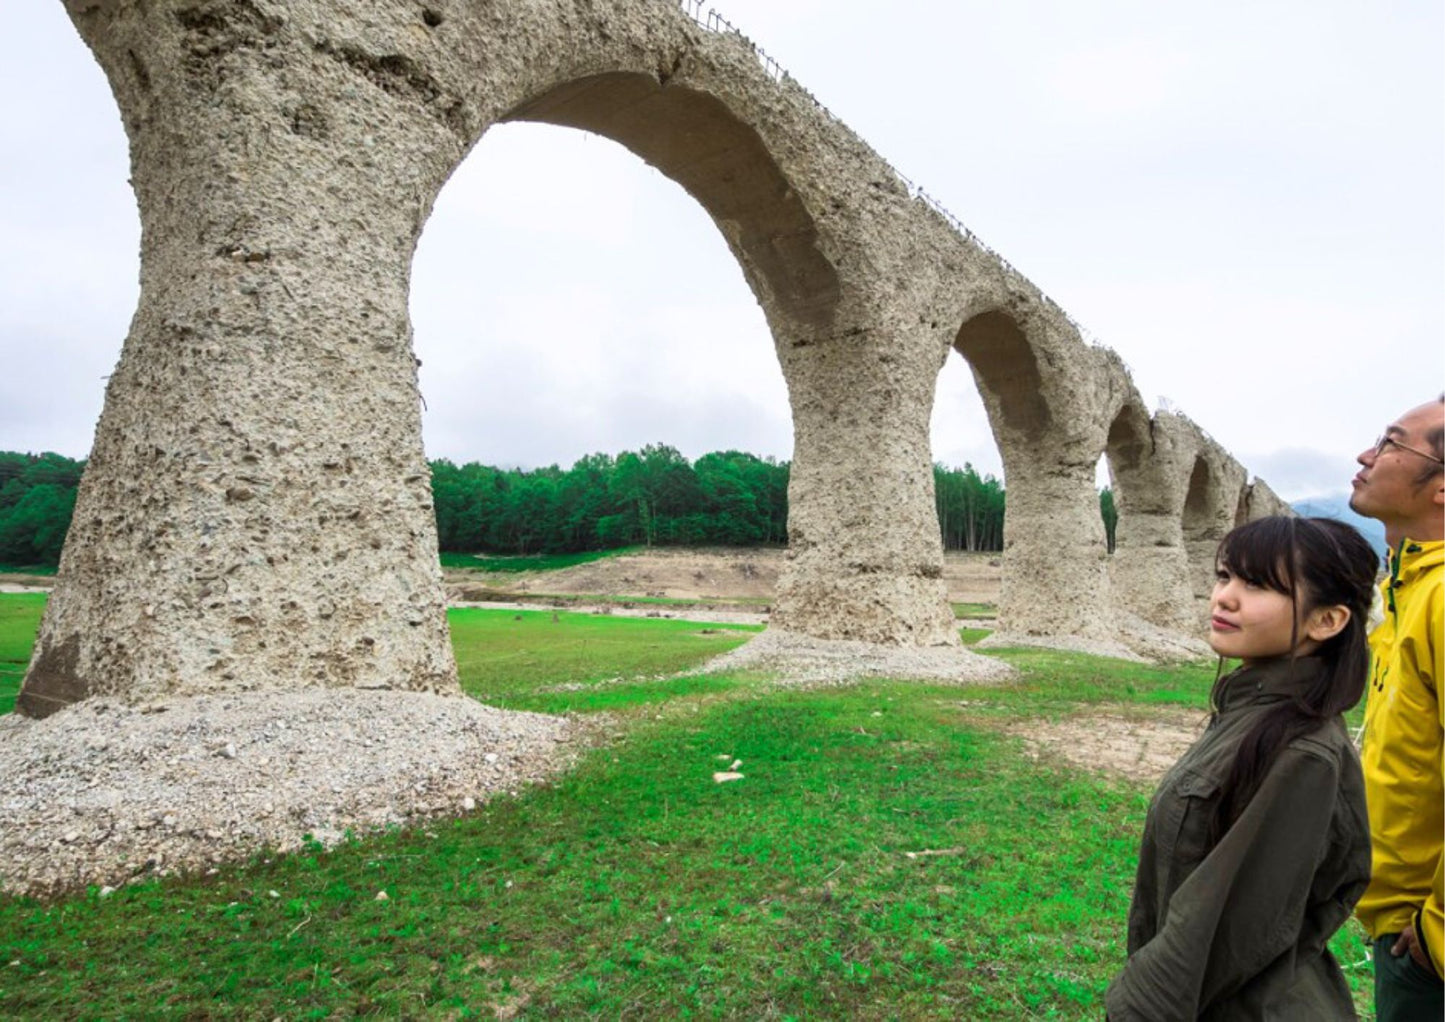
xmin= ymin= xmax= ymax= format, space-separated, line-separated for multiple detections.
xmin=0 ymin=452 xmax=84 ymax=567
xmin=0 ymin=446 xmax=1119 ymax=567
xmin=933 ymin=463 xmax=1006 ymax=552
xmin=432 ymin=445 xmax=790 ymax=553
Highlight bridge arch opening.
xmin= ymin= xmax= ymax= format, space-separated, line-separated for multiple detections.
xmin=411 ymin=116 xmax=797 ymax=555
xmin=1182 ymin=455 xmax=1223 ymax=610
xmin=414 ymin=118 xmax=794 ymax=443
xmin=1101 ymin=401 xmax=1154 ymax=556
xmin=952 ymin=311 xmax=1052 ymax=444
xmin=930 ymin=350 xmax=1005 ymax=556
xmin=504 ymin=72 xmax=839 ymax=329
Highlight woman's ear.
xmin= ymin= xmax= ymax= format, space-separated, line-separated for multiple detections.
xmin=1304 ymin=604 xmax=1351 ymax=644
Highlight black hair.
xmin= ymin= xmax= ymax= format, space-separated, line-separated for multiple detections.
xmin=1206 ymin=515 xmax=1379 ymax=842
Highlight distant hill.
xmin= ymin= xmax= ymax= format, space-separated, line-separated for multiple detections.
xmin=1291 ymin=493 xmax=1388 ymax=553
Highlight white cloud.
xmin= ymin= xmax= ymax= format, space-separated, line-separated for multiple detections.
xmin=1235 ymin=448 xmax=1360 ymax=503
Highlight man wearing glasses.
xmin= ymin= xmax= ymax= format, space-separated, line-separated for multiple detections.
xmin=1350 ymin=396 xmax=1444 ymax=1021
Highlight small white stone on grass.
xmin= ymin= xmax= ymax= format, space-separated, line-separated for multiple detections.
xmin=729 ymin=759 xmax=742 ymax=771
xmin=712 ymin=772 xmax=744 ymax=783
xmin=462 ymin=797 xmax=476 ymax=811
xmin=375 ymin=890 xmax=388 ymax=901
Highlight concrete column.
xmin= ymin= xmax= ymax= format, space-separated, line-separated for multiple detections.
xmin=1107 ymin=412 xmax=1198 ymax=632
xmin=954 ymin=308 xmax=1114 ymax=644
xmin=770 ymin=317 xmax=957 ymax=646
xmin=1180 ymin=439 xmax=1249 ymax=625
xmin=995 ymin=454 xmax=1113 ymax=640
xmin=19 ymin=1 xmax=463 ymax=714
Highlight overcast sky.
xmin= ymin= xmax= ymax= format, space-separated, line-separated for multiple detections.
xmin=2 ymin=1 xmax=1441 ymax=501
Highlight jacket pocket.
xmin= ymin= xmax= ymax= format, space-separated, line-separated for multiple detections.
xmin=1161 ymin=769 xmax=1222 ymax=888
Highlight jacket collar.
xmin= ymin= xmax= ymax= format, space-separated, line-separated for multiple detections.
xmin=1384 ymin=539 xmax=1442 ymax=614
xmin=1216 ymin=657 xmax=1327 ymax=713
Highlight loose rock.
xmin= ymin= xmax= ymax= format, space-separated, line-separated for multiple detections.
xmin=0 ymin=690 xmax=592 ymax=898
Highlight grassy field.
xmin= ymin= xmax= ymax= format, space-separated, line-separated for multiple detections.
xmin=0 ymin=595 xmax=1374 ymax=1018
xmin=0 ymin=591 xmax=45 ymax=714
xmin=449 ymin=606 xmax=761 ymax=714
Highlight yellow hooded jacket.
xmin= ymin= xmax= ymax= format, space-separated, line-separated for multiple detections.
xmin=1356 ymin=538 xmax=1444 ymax=976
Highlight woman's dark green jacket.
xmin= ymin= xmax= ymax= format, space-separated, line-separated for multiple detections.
xmin=1106 ymin=658 xmax=1371 ymax=1020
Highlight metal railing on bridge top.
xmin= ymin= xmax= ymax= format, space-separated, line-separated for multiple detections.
xmin=671 ymin=0 xmax=1102 ymax=349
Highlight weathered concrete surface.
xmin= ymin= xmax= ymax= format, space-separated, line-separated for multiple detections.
xmin=1104 ymin=404 xmax=1200 ymax=634
xmin=948 ymin=303 xmax=1120 ymax=649
xmin=1103 ymin=412 xmax=1238 ymax=635
xmin=21 ymin=0 xmax=1287 ymax=713
xmin=1179 ymin=428 xmax=1251 ymax=623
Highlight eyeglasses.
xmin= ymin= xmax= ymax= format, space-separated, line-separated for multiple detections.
xmin=1370 ymin=435 xmax=1444 ymax=465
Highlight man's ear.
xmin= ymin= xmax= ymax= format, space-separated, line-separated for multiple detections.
xmin=1305 ymin=604 xmax=1351 ymax=644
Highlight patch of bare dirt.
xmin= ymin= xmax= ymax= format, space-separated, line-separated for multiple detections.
xmin=446 ymin=547 xmax=1001 ymax=607
xmin=997 ymin=707 xmax=1209 ymax=784
xmin=0 ymin=574 xmax=54 ymax=592
xmin=449 ymin=599 xmax=768 ymax=626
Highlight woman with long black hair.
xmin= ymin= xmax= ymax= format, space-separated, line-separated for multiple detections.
xmin=1106 ymin=516 xmax=1379 ymax=1020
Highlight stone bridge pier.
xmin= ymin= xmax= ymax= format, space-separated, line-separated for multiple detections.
xmin=769 ymin=297 xmax=958 ymax=647
xmin=1105 ymin=410 xmax=1206 ymax=633
xmin=20 ymin=0 xmax=473 ymax=714
xmin=950 ymin=305 xmax=1118 ymax=648
xmin=1180 ymin=431 xmax=1251 ymax=624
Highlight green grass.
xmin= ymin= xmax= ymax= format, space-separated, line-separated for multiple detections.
xmin=448 ymin=606 xmax=759 ymax=713
xmin=952 ymin=602 xmax=996 ymax=619
xmin=0 ymin=592 xmax=45 ymax=714
xmin=440 ymin=548 xmax=635 ymax=573
xmin=0 ymin=595 xmax=1375 ymax=1018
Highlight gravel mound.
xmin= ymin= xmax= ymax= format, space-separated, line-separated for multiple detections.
xmin=0 ymin=690 xmax=587 ymax=899
xmin=690 ymin=628 xmax=1015 ymax=687
xmin=978 ymin=613 xmax=1213 ymax=664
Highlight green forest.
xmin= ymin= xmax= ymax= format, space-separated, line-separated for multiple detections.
xmin=0 ymin=452 xmax=82 ymax=568
xmin=0 ymin=447 xmax=1117 ymax=569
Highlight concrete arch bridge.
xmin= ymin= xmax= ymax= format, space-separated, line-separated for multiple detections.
xmin=18 ymin=0 xmax=1288 ymax=716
